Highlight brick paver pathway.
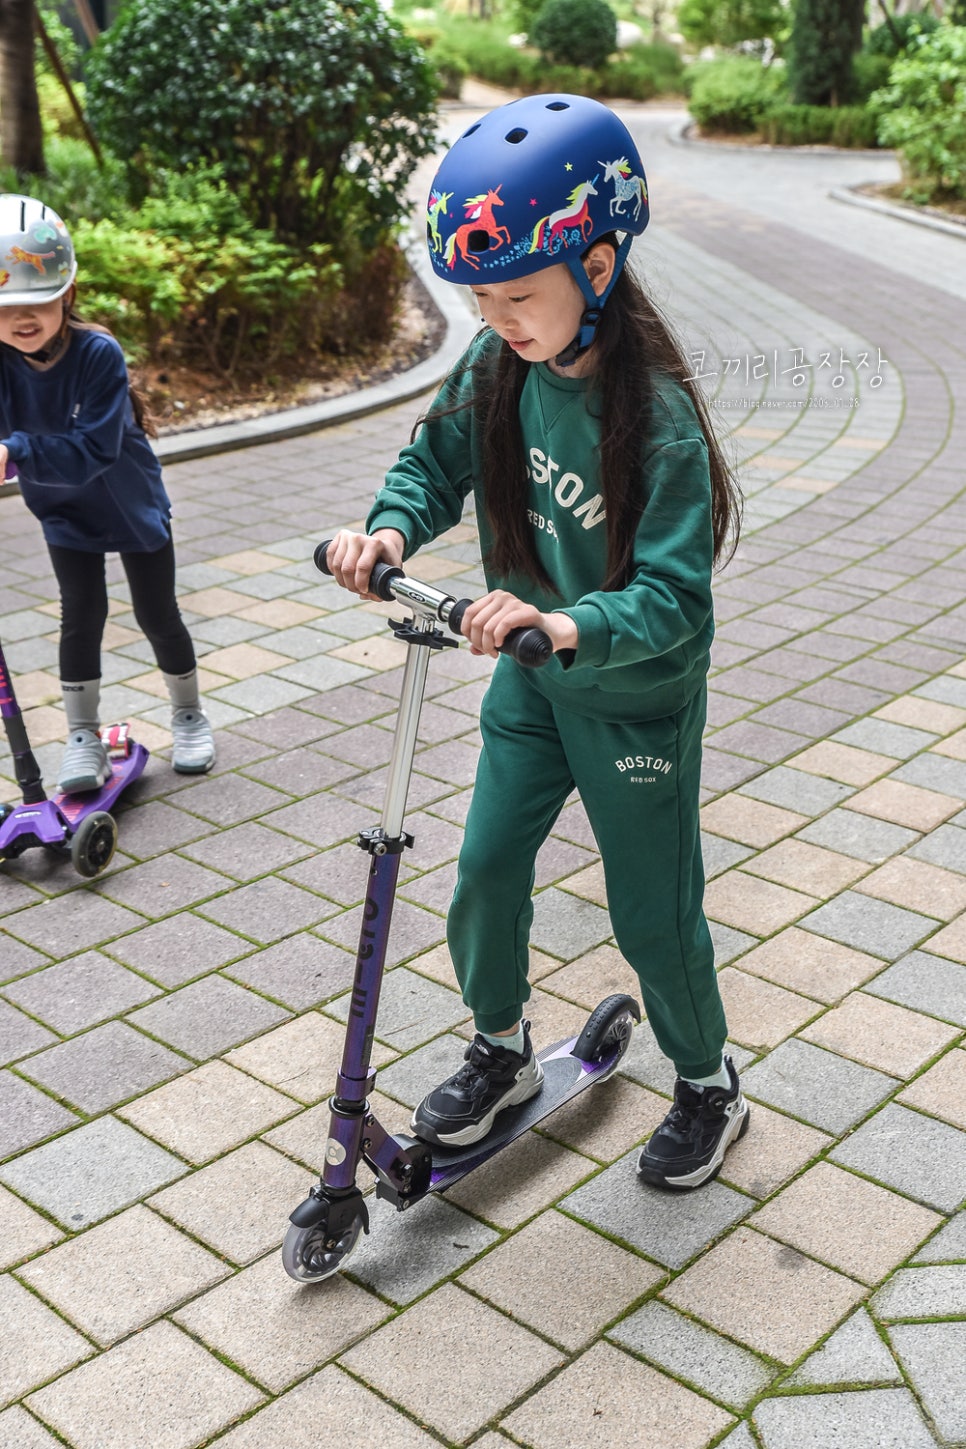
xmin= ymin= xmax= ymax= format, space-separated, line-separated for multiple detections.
xmin=1 ymin=102 xmax=964 ymax=1448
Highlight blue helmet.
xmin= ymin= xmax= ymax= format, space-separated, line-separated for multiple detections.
xmin=426 ymin=94 xmax=649 ymax=358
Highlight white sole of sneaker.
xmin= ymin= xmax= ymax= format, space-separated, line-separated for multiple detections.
xmin=411 ymin=1060 xmax=545 ymax=1149
xmin=639 ymin=1098 xmax=750 ymax=1190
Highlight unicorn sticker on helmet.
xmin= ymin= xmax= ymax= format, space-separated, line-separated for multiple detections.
xmin=426 ymin=188 xmax=453 ymax=255
xmin=444 ymin=187 xmax=512 ymax=272
xmin=529 ymin=176 xmax=599 ymax=256
xmin=600 ymin=158 xmax=648 ymax=222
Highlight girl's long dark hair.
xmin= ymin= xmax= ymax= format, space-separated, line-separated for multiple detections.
xmin=418 ymin=249 xmax=741 ymax=595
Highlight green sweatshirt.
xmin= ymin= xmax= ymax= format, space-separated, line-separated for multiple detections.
xmin=367 ymin=332 xmax=716 ymax=722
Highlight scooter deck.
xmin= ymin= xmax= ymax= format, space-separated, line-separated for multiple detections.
xmin=425 ymin=1034 xmax=623 ymax=1196
xmin=54 ymin=742 xmax=149 ymax=827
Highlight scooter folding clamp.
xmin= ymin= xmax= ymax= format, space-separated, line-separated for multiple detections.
xmin=357 ymin=826 xmax=413 ymax=856
xmin=389 ymin=617 xmax=457 ymax=651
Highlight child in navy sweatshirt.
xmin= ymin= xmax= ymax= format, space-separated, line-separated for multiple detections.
xmin=0 ymin=194 xmax=214 ymax=790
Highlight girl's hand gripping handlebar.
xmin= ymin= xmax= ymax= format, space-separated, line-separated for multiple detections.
xmin=314 ymin=540 xmax=553 ymax=669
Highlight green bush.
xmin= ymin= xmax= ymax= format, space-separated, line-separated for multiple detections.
xmin=600 ymin=43 xmax=685 ymax=100
xmin=865 ymin=11 xmax=940 ymax=58
xmin=688 ymin=56 xmax=785 ymax=133
xmin=851 ymin=51 xmax=893 ymax=102
xmin=871 ymin=22 xmax=966 ymax=200
xmin=531 ymin=0 xmax=618 ymax=69
xmin=759 ymin=102 xmax=878 ymax=146
xmin=84 ymin=0 xmax=439 ymax=250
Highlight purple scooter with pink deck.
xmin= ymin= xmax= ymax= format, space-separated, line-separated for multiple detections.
xmin=282 ymin=542 xmax=641 ymax=1283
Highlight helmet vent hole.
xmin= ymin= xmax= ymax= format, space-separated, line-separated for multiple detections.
xmin=467 ymin=229 xmax=492 ymax=253
xmin=505 ymin=127 xmax=528 ymax=144
xmin=462 ymin=122 xmax=481 ymax=138
xmin=546 ymin=101 xmax=570 ymax=111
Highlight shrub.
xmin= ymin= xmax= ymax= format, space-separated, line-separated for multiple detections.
xmin=84 ymin=0 xmax=439 ymax=250
xmin=865 ymin=11 xmax=940 ymax=58
xmin=759 ymin=102 xmax=878 ymax=146
xmin=871 ymin=22 xmax=966 ymax=200
xmin=688 ymin=56 xmax=785 ymax=133
xmin=677 ymin=0 xmax=784 ymax=50
xmin=851 ymin=51 xmax=893 ymax=102
xmin=531 ymin=0 xmax=618 ymax=69
xmin=600 ymin=43 xmax=685 ymax=100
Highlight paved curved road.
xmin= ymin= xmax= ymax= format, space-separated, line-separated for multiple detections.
xmin=1 ymin=103 xmax=964 ymax=1449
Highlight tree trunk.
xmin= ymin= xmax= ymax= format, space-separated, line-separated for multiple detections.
xmin=0 ymin=0 xmax=45 ymax=176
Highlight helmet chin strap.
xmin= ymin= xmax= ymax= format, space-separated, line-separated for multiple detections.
xmin=554 ymin=234 xmax=633 ymax=369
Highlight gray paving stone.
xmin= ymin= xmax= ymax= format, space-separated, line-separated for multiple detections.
xmin=107 ymin=912 xmax=253 ymax=987
xmin=800 ymin=891 xmax=937 ymax=961
xmin=786 ymin=1308 xmax=902 ymax=1387
xmin=0 ymin=1116 xmax=185 ymax=1227
xmin=0 ymin=935 xmax=50 ymax=986
xmin=111 ymin=799 xmax=214 ymax=861
xmin=608 ymin=1300 xmax=776 ymax=1409
xmin=223 ymin=932 xmax=355 ymax=1009
xmin=0 ymin=997 xmax=55 ymax=1063
xmin=913 ymin=1209 xmax=966 ymax=1263
xmin=907 ymin=822 xmax=966 ymax=875
xmin=701 ymin=832 xmax=755 ymax=879
xmin=170 ymin=771 xmax=292 ymax=827
xmin=99 ymin=855 xmax=231 ymax=918
xmin=716 ymin=1425 xmax=757 ymax=1449
xmin=0 ymin=1069 xmax=78 ymax=1157
xmin=563 ymin=1149 xmax=753 ymax=1270
xmin=0 ymin=1405 xmax=65 ymax=1448
xmin=872 ymin=1264 xmax=966 ymax=1320
xmin=741 ymin=1037 xmax=897 ymax=1134
xmin=320 ymin=897 xmax=446 ymax=962
xmin=711 ymin=921 xmax=759 ymax=966
xmin=754 ymin=1387 xmax=938 ymax=1449
xmin=0 ymin=1273 xmax=93 ymax=1410
xmin=864 ymin=952 xmax=966 ymax=1026
xmin=198 ymin=875 xmax=339 ymax=944
xmin=1 ymin=951 xmax=160 ymax=1034
xmin=327 ymin=967 xmax=467 ymax=1051
xmin=894 ymin=752 xmax=966 ymax=799
xmin=127 ymin=974 xmax=290 ymax=1059
xmin=3 ymin=891 xmax=147 ymax=956
xmin=738 ymin=765 xmax=854 ymax=815
xmin=888 ymin=1322 xmax=966 ymax=1444
xmin=832 ymin=718 xmax=939 ymax=758
xmin=346 ymin=1190 xmax=498 ymax=1305
xmin=530 ymin=886 xmax=613 ymax=959
xmin=18 ymin=1021 xmax=190 ymax=1112
xmin=917 ymin=675 xmax=966 ymax=708
xmin=797 ymin=810 xmax=919 ymax=864
xmin=831 ymin=1102 xmax=966 ymax=1214
xmin=619 ymin=1020 xmax=754 ymax=1094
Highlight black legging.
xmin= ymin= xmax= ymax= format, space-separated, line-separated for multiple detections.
xmin=47 ymin=535 xmax=196 ymax=682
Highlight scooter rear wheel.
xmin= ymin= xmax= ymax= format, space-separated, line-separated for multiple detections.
xmin=70 ymin=811 xmax=118 ymax=878
xmin=282 ymin=1215 xmax=365 ymax=1283
xmin=571 ymin=993 xmax=640 ymax=1078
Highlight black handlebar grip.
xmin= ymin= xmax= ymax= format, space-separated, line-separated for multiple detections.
xmin=447 ymin=600 xmax=552 ymax=669
xmin=313 ymin=538 xmax=404 ymax=603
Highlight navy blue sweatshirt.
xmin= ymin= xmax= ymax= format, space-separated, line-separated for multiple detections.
xmin=0 ymin=328 xmax=171 ymax=553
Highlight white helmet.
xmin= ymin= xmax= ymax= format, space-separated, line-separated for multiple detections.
xmin=0 ymin=194 xmax=76 ymax=306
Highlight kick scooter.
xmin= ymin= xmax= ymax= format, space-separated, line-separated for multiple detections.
xmin=0 ymin=636 xmax=148 ymax=878
xmin=282 ymin=541 xmax=641 ymax=1283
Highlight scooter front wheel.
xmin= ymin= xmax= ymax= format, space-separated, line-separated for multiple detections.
xmin=70 ymin=811 xmax=118 ymax=878
xmin=282 ymin=1215 xmax=365 ymax=1283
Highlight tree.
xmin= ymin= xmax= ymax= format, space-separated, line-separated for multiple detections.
xmin=85 ymin=0 xmax=439 ymax=250
xmin=0 ymin=0 xmax=45 ymax=175
xmin=787 ymin=0 xmax=865 ymax=105
xmin=677 ymin=0 xmax=785 ymax=49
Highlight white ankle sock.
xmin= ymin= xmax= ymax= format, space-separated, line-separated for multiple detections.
xmin=686 ymin=1058 xmax=731 ymax=1091
xmin=61 ymin=679 xmax=101 ymax=733
xmin=163 ymin=667 xmax=201 ymax=710
xmin=481 ymin=1025 xmax=525 ymax=1055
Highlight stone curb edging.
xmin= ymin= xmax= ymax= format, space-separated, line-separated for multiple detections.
xmin=667 ymin=116 xmax=888 ymax=161
xmin=829 ymin=183 xmax=966 ymax=239
xmin=0 ymin=233 xmax=479 ymax=498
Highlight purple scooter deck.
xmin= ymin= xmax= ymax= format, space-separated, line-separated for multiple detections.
xmin=424 ymin=1034 xmax=624 ymax=1196
xmin=53 ymin=741 xmax=149 ymax=825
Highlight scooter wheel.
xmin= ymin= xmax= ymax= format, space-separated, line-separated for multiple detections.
xmin=572 ymin=993 xmax=641 ymax=1075
xmin=70 ymin=811 xmax=118 ymax=878
xmin=282 ymin=1216 xmax=365 ymax=1283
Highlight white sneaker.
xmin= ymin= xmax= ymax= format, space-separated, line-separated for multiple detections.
xmin=171 ymin=707 xmax=215 ymax=774
xmin=58 ymin=729 xmax=111 ymax=794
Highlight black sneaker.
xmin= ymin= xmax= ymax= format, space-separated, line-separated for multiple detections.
xmin=637 ymin=1056 xmax=749 ymax=1190
xmin=410 ymin=1025 xmax=544 ymax=1148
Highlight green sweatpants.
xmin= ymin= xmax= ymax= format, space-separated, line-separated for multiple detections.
xmin=447 ymin=659 xmax=727 ymax=1080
